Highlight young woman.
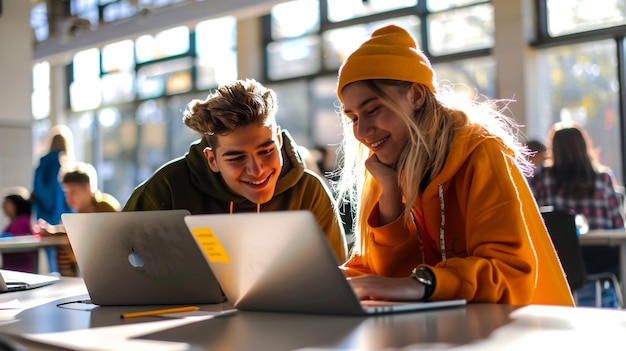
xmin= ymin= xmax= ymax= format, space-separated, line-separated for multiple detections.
xmin=529 ymin=121 xmax=625 ymax=307
xmin=529 ymin=121 xmax=624 ymax=231
xmin=32 ymin=124 xmax=74 ymax=274
xmin=1 ymin=191 xmax=35 ymax=272
xmin=334 ymin=24 xmax=573 ymax=305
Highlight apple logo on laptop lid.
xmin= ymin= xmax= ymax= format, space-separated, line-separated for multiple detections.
xmin=128 ymin=248 xmax=144 ymax=268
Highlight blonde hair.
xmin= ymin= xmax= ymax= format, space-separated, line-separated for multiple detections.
xmin=334 ymin=80 xmax=531 ymax=257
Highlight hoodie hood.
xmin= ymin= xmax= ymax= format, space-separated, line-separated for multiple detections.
xmin=425 ymin=123 xmax=503 ymax=197
xmin=418 ymin=121 xmax=515 ymax=260
xmin=184 ymin=129 xmax=306 ymax=206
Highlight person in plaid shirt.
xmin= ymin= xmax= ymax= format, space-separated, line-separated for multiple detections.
xmin=529 ymin=121 xmax=625 ymax=307
xmin=529 ymin=121 xmax=625 ymax=231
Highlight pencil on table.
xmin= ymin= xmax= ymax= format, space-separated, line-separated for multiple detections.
xmin=120 ymin=306 xmax=199 ymax=319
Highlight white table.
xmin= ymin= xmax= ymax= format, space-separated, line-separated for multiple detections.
xmin=0 ymin=235 xmax=68 ymax=252
xmin=0 ymin=235 xmax=69 ymax=273
xmin=0 ymin=278 xmax=625 ymax=350
xmin=579 ymin=229 xmax=626 ymax=293
xmin=0 ymin=277 xmax=626 ymax=351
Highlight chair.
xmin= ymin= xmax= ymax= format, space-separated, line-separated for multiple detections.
xmin=540 ymin=207 xmax=624 ymax=308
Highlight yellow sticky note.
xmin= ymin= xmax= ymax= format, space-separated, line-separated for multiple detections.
xmin=190 ymin=228 xmax=230 ymax=263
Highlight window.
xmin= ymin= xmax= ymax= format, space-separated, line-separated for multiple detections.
xmin=167 ymin=94 xmax=202 ymax=157
xmin=433 ymin=56 xmax=496 ymax=98
xmin=135 ymin=26 xmax=190 ymax=63
xmin=32 ymin=62 xmax=51 ymax=120
xmin=30 ymin=3 xmax=49 ymax=42
xmin=266 ymin=0 xmax=321 ymax=80
xmin=427 ymin=3 xmax=494 ymax=55
xmin=267 ymin=36 xmax=322 ymax=80
xmin=136 ymin=57 xmax=193 ymax=99
xmin=70 ymin=111 xmax=97 ymax=165
xmin=271 ymin=0 xmax=319 ymax=39
xmin=266 ymin=0 xmax=494 ymax=81
xmin=322 ymin=15 xmax=420 ymax=71
xmin=427 ymin=0 xmax=486 ymax=12
xmin=70 ymin=0 xmax=99 ymax=26
xmin=69 ymin=48 xmax=102 ymax=111
xmin=101 ymin=40 xmax=136 ymax=104
xmin=195 ymin=16 xmax=238 ymax=90
xmin=311 ymin=76 xmax=344 ymax=146
xmin=100 ymin=104 xmax=140 ymax=202
xmin=102 ymin=0 xmax=138 ymax=23
xmin=327 ymin=0 xmax=417 ymax=22
xmin=135 ymin=99 xmax=169 ymax=186
xmin=102 ymin=40 xmax=135 ymax=73
xmin=546 ymin=0 xmax=626 ymax=36
xmin=535 ymin=0 xmax=626 ymax=184
xmin=536 ymin=40 xmax=621 ymax=182
xmin=267 ymin=80 xmax=312 ymax=147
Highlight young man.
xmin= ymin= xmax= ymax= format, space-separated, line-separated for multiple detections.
xmin=35 ymin=162 xmax=121 ymax=276
xmin=123 ymin=79 xmax=347 ymax=261
xmin=62 ymin=162 xmax=121 ymax=213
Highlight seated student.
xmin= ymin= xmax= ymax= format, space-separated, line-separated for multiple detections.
xmin=61 ymin=162 xmax=121 ymax=213
xmin=333 ymin=25 xmax=573 ymax=305
xmin=123 ymin=79 xmax=347 ymax=261
xmin=529 ymin=122 xmax=624 ymax=232
xmin=529 ymin=121 xmax=625 ymax=307
xmin=35 ymin=162 xmax=121 ymax=276
xmin=1 ymin=189 xmax=35 ymax=273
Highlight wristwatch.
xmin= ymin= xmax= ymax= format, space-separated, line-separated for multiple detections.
xmin=410 ymin=266 xmax=436 ymax=301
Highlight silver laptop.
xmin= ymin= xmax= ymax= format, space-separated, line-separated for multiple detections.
xmin=184 ymin=211 xmax=466 ymax=315
xmin=62 ymin=210 xmax=225 ymax=306
xmin=0 ymin=269 xmax=59 ymax=292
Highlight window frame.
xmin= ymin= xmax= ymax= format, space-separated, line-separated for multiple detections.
xmin=262 ymin=0 xmax=494 ymax=83
xmin=533 ymin=0 xmax=626 ymax=185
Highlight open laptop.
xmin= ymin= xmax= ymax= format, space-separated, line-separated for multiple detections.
xmin=0 ymin=269 xmax=59 ymax=292
xmin=61 ymin=210 xmax=225 ymax=306
xmin=184 ymin=211 xmax=466 ymax=315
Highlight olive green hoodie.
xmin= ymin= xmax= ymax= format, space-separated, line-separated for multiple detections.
xmin=123 ymin=130 xmax=347 ymax=261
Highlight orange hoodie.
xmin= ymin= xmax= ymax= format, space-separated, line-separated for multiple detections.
xmin=343 ymin=125 xmax=574 ymax=306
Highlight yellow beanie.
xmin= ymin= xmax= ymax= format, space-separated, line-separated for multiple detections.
xmin=336 ymin=25 xmax=436 ymax=103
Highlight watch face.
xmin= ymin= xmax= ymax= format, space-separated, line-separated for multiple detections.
xmin=417 ymin=271 xmax=432 ymax=285
xmin=412 ymin=268 xmax=433 ymax=286
xmin=412 ymin=267 xmax=435 ymax=301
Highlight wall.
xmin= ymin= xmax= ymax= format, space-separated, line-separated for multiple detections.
xmin=0 ymin=0 xmax=34 ymax=196
xmin=493 ymin=0 xmax=536 ymax=136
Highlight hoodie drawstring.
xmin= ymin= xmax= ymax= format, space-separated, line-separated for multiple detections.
xmin=410 ymin=183 xmax=447 ymax=263
xmin=438 ymin=183 xmax=447 ymax=261
xmin=229 ymin=201 xmax=261 ymax=214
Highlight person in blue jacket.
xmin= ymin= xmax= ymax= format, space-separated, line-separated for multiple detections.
xmin=31 ymin=125 xmax=74 ymax=272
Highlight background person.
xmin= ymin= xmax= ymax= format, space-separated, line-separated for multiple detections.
xmin=35 ymin=162 xmax=121 ymax=276
xmin=31 ymin=125 xmax=74 ymax=273
xmin=123 ymin=79 xmax=347 ymax=262
xmin=32 ymin=125 xmax=73 ymax=226
xmin=1 ymin=188 xmax=35 ymax=273
xmin=61 ymin=162 xmax=121 ymax=213
xmin=334 ymin=25 xmax=572 ymax=305
xmin=528 ymin=121 xmax=625 ymax=307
